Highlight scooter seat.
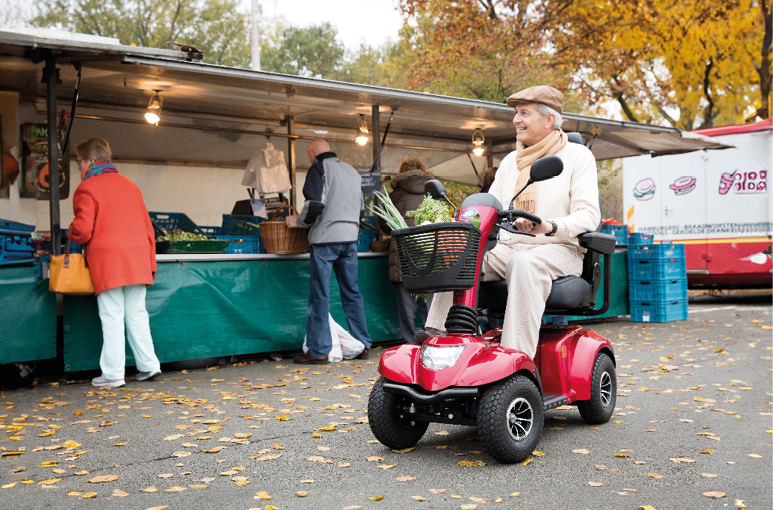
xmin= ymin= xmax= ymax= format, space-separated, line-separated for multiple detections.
xmin=478 ymin=276 xmax=591 ymax=312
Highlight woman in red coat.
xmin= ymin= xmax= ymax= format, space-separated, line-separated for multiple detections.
xmin=70 ymin=137 xmax=161 ymax=388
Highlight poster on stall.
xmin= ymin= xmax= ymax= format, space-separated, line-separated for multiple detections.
xmin=360 ymin=171 xmax=381 ymax=197
xmin=20 ymin=123 xmax=70 ymax=200
xmin=263 ymin=194 xmax=288 ymax=218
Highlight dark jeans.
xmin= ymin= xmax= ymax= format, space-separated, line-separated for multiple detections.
xmin=395 ymin=283 xmax=431 ymax=343
xmin=306 ymin=243 xmax=372 ymax=358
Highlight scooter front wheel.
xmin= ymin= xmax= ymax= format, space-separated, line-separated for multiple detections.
xmin=478 ymin=374 xmax=543 ymax=463
xmin=368 ymin=377 xmax=429 ymax=449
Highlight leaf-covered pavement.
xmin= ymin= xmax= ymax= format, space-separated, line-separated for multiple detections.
xmin=1 ymin=302 xmax=770 ymax=509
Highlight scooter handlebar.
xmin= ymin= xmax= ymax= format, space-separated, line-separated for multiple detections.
xmin=497 ymin=209 xmax=543 ymax=225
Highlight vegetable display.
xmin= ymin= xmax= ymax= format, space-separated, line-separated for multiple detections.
xmin=406 ymin=195 xmax=454 ymax=225
xmin=155 ymin=229 xmax=209 ymax=242
xmin=368 ymin=186 xmax=409 ymax=231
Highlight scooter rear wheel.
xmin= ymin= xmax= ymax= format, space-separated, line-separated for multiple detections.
xmin=368 ymin=377 xmax=429 ymax=449
xmin=478 ymin=374 xmax=543 ymax=463
xmin=577 ymin=352 xmax=616 ymax=424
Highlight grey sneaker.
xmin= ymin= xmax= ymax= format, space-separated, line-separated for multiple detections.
xmin=92 ymin=376 xmax=125 ymax=388
xmin=136 ymin=370 xmax=162 ymax=381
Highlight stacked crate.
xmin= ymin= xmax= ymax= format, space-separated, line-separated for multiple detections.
xmin=627 ymin=243 xmax=688 ymax=322
xmin=601 ymin=224 xmax=629 ymax=245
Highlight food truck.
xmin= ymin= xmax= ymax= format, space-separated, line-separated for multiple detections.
xmin=623 ymin=118 xmax=772 ymax=288
xmin=0 ymin=28 xmax=729 ymax=373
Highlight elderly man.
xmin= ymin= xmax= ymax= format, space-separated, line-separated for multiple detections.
xmin=286 ymin=138 xmax=372 ymax=364
xmin=422 ymin=86 xmax=600 ymax=359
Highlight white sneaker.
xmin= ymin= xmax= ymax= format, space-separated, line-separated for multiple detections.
xmin=92 ymin=376 xmax=125 ymax=388
xmin=136 ymin=370 xmax=161 ymax=381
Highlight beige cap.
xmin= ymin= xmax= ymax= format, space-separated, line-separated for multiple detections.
xmin=506 ymin=85 xmax=564 ymax=114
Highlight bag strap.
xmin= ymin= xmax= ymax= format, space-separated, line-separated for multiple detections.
xmin=63 ymin=232 xmax=88 ymax=268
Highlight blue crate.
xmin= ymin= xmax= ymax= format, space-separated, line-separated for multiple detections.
xmin=149 ymin=212 xmax=205 ymax=235
xmin=629 ymin=278 xmax=688 ymax=302
xmin=628 ymin=243 xmax=685 ymax=260
xmin=357 ymin=229 xmax=375 ymax=252
xmin=199 ymin=226 xmax=222 ymax=236
xmin=1 ymin=232 xmax=35 ymax=265
xmin=360 ymin=215 xmax=376 ymax=231
xmin=221 ymin=214 xmax=267 ymax=237
xmin=215 ymin=235 xmax=265 ymax=254
xmin=601 ymin=225 xmax=629 ymax=245
xmin=0 ymin=218 xmax=35 ymax=233
xmin=628 ymin=232 xmax=654 ymax=245
xmin=628 ymin=257 xmax=687 ymax=281
xmin=630 ymin=299 xmax=688 ymax=322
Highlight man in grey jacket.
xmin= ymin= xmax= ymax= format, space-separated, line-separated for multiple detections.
xmin=285 ymin=139 xmax=372 ymax=364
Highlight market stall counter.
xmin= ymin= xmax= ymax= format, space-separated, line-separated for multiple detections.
xmin=62 ymin=252 xmax=398 ymax=372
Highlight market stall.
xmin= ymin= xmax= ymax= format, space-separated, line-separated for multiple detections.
xmin=0 ymin=29 xmax=729 ymax=372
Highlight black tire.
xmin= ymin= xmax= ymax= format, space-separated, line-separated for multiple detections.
xmin=368 ymin=377 xmax=429 ymax=449
xmin=478 ymin=374 xmax=544 ymax=463
xmin=578 ymin=352 xmax=616 ymax=424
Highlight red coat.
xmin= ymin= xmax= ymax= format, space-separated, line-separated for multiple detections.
xmin=70 ymin=172 xmax=156 ymax=295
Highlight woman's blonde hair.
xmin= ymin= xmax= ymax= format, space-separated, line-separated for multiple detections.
xmin=398 ymin=157 xmax=426 ymax=174
xmin=75 ymin=137 xmax=112 ymax=163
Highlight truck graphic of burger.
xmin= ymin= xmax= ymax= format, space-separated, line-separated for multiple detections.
xmin=633 ymin=178 xmax=656 ymax=201
xmin=669 ymin=176 xmax=697 ymax=195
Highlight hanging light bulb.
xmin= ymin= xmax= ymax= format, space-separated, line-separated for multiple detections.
xmin=472 ymin=129 xmax=485 ymax=156
xmin=145 ymin=90 xmax=163 ymax=125
xmin=355 ymin=114 xmax=369 ymax=146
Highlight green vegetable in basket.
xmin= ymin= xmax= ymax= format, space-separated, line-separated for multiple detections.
xmin=155 ymin=228 xmax=209 ymax=242
xmin=368 ymin=186 xmax=409 ymax=231
xmin=406 ymin=194 xmax=454 ymax=225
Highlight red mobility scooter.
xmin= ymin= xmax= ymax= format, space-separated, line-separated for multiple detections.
xmin=368 ymin=152 xmax=618 ymax=463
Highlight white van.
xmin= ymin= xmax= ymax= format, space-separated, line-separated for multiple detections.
xmin=623 ymin=118 xmax=772 ymax=288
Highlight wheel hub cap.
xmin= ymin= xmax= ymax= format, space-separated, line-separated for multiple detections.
xmin=599 ymin=371 xmax=612 ymax=407
xmin=506 ymin=397 xmax=533 ymax=441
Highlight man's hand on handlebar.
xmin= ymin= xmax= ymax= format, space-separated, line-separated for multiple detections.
xmin=514 ymin=217 xmax=552 ymax=235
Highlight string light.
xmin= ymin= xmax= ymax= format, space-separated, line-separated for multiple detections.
xmin=355 ymin=114 xmax=369 ymax=146
xmin=472 ymin=129 xmax=485 ymax=156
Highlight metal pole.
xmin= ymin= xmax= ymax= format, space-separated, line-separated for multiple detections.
xmin=286 ymin=115 xmax=296 ymax=208
xmin=45 ymin=54 xmax=61 ymax=256
xmin=371 ymin=105 xmax=381 ymax=175
xmin=251 ymin=0 xmax=260 ymax=70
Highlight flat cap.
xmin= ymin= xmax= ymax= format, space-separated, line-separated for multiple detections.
xmin=506 ymin=85 xmax=564 ymax=114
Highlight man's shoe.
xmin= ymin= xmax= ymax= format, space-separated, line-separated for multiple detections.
xmin=137 ymin=370 xmax=162 ymax=381
xmin=92 ymin=376 xmax=125 ymax=388
xmin=294 ymin=353 xmax=330 ymax=365
xmin=355 ymin=349 xmax=369 ymax=360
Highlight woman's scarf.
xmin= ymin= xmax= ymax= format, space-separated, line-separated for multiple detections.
xmin=513 ymin=130 xmax=567 ymax=213
xmin=84 ymin=162 xmax=118 ymax=180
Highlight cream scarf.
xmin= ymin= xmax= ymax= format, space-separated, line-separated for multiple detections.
xmin=513 ymin=129 xmax=568 ymax=212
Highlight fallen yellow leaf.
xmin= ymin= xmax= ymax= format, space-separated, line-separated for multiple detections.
xmin=37 ymin=478 xmax=61 ymax=485
xmin=368 ymin=496 xmax=384 ymax=501
xmin=378 ymin=463 xmax=396 ymax=469
xmin=396 ymin=475 xmax=416 ymax=481
xmin=647 ymin=473 xmax=663 ymax=479
xmin=704 ymin=491 xmax=726 ymax=498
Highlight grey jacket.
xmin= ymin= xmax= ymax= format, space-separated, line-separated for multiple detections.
xmin=297 ymin=151 xmax=364 ymax=246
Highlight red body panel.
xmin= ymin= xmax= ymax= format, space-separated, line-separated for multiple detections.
xmin=454 ymin=205 xmax=498 ymax=308
xmin=682 ymin=241 xmax=772 ymax=287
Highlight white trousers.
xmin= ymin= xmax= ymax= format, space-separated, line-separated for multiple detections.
xmin=425 ymin=243 xmax=584 ymax=359
xmin=96 ymin=284 xmax=160 ymax=380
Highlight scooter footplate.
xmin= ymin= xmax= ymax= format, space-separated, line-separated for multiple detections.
xmin=542 ymin=394 xmax=567 ymax=411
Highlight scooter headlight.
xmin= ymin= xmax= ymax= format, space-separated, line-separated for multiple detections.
xmin=421 ymin=345 xmax=465 ymax=371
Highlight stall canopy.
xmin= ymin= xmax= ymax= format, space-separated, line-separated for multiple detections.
xmin=0 ymin=28 xmax=731 ymax=187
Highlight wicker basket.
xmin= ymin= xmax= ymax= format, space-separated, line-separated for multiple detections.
xmin=258 ymin=205 xmax=310 ymax=255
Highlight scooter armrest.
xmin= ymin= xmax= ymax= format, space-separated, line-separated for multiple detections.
xmin=578 ymin=232 xmax=616 ymax=254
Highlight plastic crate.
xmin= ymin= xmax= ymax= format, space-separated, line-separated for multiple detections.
xmin=630 ymin=299 xmax=688 ymax=322
xmin=0 ymin=218 xmax=35 ymax=233
xmin=628 ymin=243 xmax=685 ymax=260
xmin=216 ymin=235 xmax=265 ymax=254
xmin=1 ymin=232 xmax=35 ymax=265
xmin=629 ymin=278 xmax=688 ymax=302
xmin=628 ymin=257 xmax=687 ymax=281
xmin=357 ymin=229 xmax=375 ymax=252
xmin=360 ymin=215 xmax=376 ymax=231
xmin=199 ymin=226 xmax=222 ymax=236
xmin=628 ymin=233 xmax=654 ymax=245
xmin=149 ymin=212 xmax=205 ymax=235
xmin=601 ymin=225 xmax=629 ymax=245
xmin=221 ymin=214 xmax=267 ymax=237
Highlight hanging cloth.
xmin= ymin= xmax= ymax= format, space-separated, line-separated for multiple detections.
xmin=241 ymin=141 xmax=291 ymax=194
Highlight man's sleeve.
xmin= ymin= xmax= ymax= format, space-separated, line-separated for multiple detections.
xmin=297 ymin=161 xmax=325 ymax=228
xmin=553 ymin=148 xmax=601 ymax=240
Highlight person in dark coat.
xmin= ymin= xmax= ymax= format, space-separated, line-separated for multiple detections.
xmin=378 ymin=158 xmax=434 ymax=343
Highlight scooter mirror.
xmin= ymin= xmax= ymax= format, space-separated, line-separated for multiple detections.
xmin=530 ymin=155 xmax=563 ymax=182
xmin=424 ymin=179 xmax=447 ymax=200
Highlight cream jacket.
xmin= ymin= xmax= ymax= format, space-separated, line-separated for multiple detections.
xmin=488 ymin=141 xmax=600 ymax=251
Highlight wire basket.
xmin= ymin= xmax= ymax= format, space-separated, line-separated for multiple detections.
xmin=392 ymin=222 xmax=481 ymax=293
xmin=258 ymin=205 xmax=309 ymax=255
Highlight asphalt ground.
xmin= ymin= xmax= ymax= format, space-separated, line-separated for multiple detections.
xmin=1 ymin=298 xmax=771 ymax=510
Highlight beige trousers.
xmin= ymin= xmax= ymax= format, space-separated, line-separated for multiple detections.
xmin=425 ymin=243 xmax=584 ymax=359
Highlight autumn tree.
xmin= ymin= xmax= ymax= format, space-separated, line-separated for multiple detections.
xmin=31 ymin=0 xmax=254 ymax=67
xmin=260 ymin=23 xmax=345 ymax=78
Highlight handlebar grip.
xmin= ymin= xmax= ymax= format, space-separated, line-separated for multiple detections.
xmin=498 ymin=209 xmax=543 ymax=225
